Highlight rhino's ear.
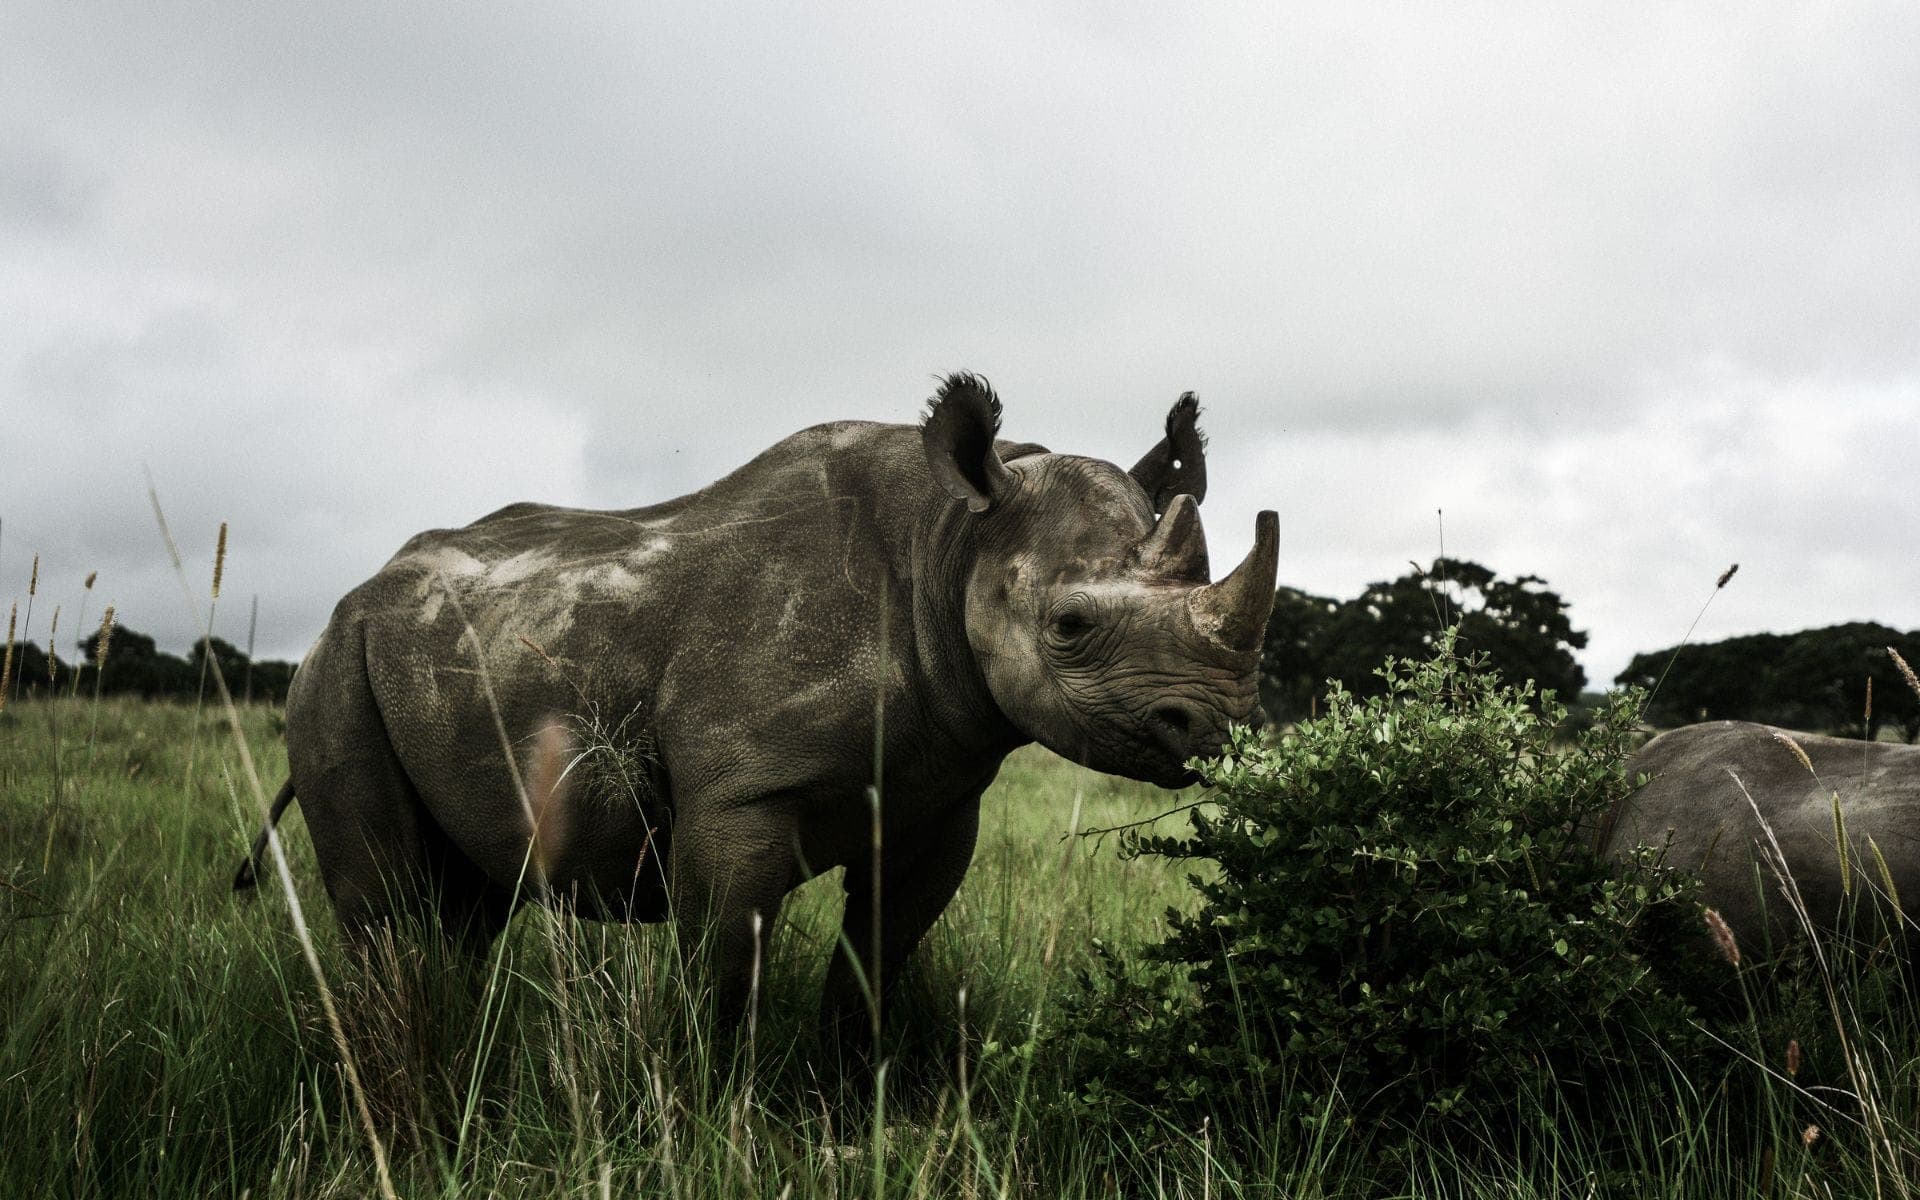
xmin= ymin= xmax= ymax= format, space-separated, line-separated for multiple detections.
xmin=1129 ymin=392 xmax=1207 ymax=514
xmin=922 ymin=373 xmax=1015 ymax=513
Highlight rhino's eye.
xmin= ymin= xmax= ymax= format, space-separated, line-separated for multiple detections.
xmin=1050 ymin=610 xmax=1094 ymax=641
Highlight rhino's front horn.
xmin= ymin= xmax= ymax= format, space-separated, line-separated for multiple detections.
xmin=1132 ymin=494 xmax=1210 ymax=581
xmin=1189 ymin=510 xmax=1279 ymax=653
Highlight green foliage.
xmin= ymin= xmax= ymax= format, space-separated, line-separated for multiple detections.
xmin=1063 ymin=633 xmax=1704 ymax=1153
xmin=1617 ymin=622 xmax=1920 ymax=740
xmin=1261 ymin=558 xmax=1587 ymax=726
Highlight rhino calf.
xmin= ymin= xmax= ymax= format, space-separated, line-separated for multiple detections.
xmin=1603 ymin=720 xmax=1920 ymax=959
xmin=238 ymin=375 xmax=1279 ymax=1028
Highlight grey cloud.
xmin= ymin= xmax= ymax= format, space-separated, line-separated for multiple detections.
xmin=0 ymin=135 xmax=99 ymax=229
xmin=4 ymin=2 xmax=1918 ymax=685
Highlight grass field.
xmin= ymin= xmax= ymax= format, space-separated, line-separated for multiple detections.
xmin=3 ymin=695 xmax=1917 ymax=1197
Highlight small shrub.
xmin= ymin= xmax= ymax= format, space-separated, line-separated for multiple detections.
xmin=1059 ymin=632 xmax=1710 ymax=1156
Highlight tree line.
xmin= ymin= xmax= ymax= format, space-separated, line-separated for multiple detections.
xmin=1261 ymin=557 xmax=1587 ymax=723
xmin=1261 ymin=557 xmax=1918 ymax=741
xmin=3 ymin=626 xmax=296 ymax=705
xmin=1615 ymin=622 xmax=1920 ymax=741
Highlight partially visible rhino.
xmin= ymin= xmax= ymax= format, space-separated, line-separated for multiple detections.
xmin=1603 ymin=720 xmax=1920 ymax=959
xmin=237 ymin=375 xmax=1279 ymax=1029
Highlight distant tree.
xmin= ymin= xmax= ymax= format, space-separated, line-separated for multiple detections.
xmin=1257 ymin=586 xmax=1340 ymax=724
xmin=1 ymin=623 xmax=297 ymax=704
xmin=1261 ymin=558 xmax=1587 ymax=724
xmin=179 ymin=632 xmax=298 ymax=704
xmin=3 ymin=641 xmax=70 ymax=701
xmin=177 ymin=631 xmax=298 ymax=704
xmin=1615 ymin=623 xmax=1920 ymax=741
xmin=68 ymin=625 xmax=196 ymax=698
xmin=1615 ymin=632 xmax=1793 ymax=728
xmin=189 ymin=635 xmax=252 ymax=690
xmin=1771 ymin=623 xmax=1920 ymax=741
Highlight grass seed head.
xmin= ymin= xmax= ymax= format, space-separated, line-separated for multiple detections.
xmin=1716 ymin=563 xmax=1738 ymax=588
xmin=212 ymin=521 xmax=228 ymax=600
xmin=84 ymin=570 xmax=97 ymax=591
xmin=0 ymin=600 xmax=14 ymax=713
xmin=46 ymin=605 xmax=59 ymax=684
xmin=28 ymin=554 xmax=38 ymax=597
xmin=1786 ymin=1038 xmax=1801 ymax=1076
xmin=96 ymin=604 xmax=116 ymax=669
xmin=1801 ymin=1123 xmax=1820 ymax=1148
xmin=1769 ymin=729 xmax=1815 ymax=776
xmin=1703 ymin=907 xmax=1740 ymax=968
xmin=1891 ymin=647 xmax=1920 ymax=702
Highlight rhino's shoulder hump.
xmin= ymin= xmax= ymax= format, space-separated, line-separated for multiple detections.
xmin=687 ymin=419 xmax=928 ymax=513
xmin=472 ymin=500 xmax=564 ymax=525
xmin=1636 ymin=721 xmax=1788 ymax=775
xmin=720 ymin=420 xmax=901 ymax=480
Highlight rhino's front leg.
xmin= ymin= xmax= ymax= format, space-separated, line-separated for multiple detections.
xmin=667 ymin=804 xmax=799 ymax=1028
xmin=822 ymin=796 xmax=982 ymax=1045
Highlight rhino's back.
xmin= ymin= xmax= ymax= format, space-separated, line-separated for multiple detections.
xmin=295 ymin=419 xmax=940 ymax=883
xmin=1608 ymin=720 xmax=1920 ymax=946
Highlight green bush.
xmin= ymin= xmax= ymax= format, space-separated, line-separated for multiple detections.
xmin=1060 ymin=632 xmax=1710 ymax=1154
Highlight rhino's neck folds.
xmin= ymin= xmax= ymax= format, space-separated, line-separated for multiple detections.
xmin=907 ymin=494 xmax=1028 ymax=762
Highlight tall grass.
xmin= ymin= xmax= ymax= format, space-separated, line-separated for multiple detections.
xmin=5 ymin=695 xmax=1920 ymax=1197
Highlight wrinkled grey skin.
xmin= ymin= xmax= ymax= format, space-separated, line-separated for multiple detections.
xmin=1603 ymin=720 xmax=1920 ymax=959
xmin=248 ymin=375 xmax=1279 ymax=1026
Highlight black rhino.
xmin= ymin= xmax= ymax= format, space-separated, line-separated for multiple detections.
xmin=236 ymin=375 xmax=1279 ymax=1027
xmin=1603 ymin=720 xmax=1920 ymax=959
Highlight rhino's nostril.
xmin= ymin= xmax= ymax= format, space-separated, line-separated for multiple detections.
xmin=1151 ymin=704 xmax=1193 ymax=736
xmin=1150 ymin=703 xmax=1213 ymax=760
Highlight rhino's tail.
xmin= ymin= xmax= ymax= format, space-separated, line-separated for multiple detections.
xmin=232 ymin=779 xmax=299 ymax=893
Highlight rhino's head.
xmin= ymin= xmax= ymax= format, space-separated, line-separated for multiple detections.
xmin=923 ymin=376 xmax=1279 ymax=787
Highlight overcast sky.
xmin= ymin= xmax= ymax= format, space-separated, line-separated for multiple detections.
xmin=4 ymin=2 xmax=1917 ymax=691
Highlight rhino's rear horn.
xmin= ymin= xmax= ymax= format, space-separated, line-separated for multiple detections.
xmin=1131 ymin=494 xmax=1210 ymax=582
xmin=1189 ymin=510 xmax=1279 ymax=653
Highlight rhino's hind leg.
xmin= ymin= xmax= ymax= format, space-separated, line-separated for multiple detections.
xmin=292 ymin=631 xmax=517 ymax=960
xmin=304 ymin=755 xmax=516 ymax=958
xmin=666 ymin=804 xmax=801 ymax=1029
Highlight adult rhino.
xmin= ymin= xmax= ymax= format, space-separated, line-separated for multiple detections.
xmin=236 ymin=374 xmax=1279 ymax=1028
xmin=1602 ymin=720 xmax=1920 ymax=960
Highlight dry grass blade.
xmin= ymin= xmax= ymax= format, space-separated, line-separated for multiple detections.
xmin=1 ymin=600 xmax=15 ymax=715
xmin=70 ymin=571 xmax=97 ymax=698
xmin=188 ymin=519 xmax=230 ymax=778
xmin=1867 ymin=836 xmax=1904 ymax=919
xmin=1834 ymin=791 xmax=1853 ymax=899
xmin=14 ymin=555 xmax=37 ymax=708
xmin=434 ymin=574 xmax=594 ymax=1159
xmin=1645 ymin=562 xmax=1740 ymax=711
xmin=145 ymin=472 xmax=400 ymax=1200
xmin=88 ymin=603 xmax=115 ymax=750
xmin=1727 ymin=765 xmax=1910 ymax=1200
